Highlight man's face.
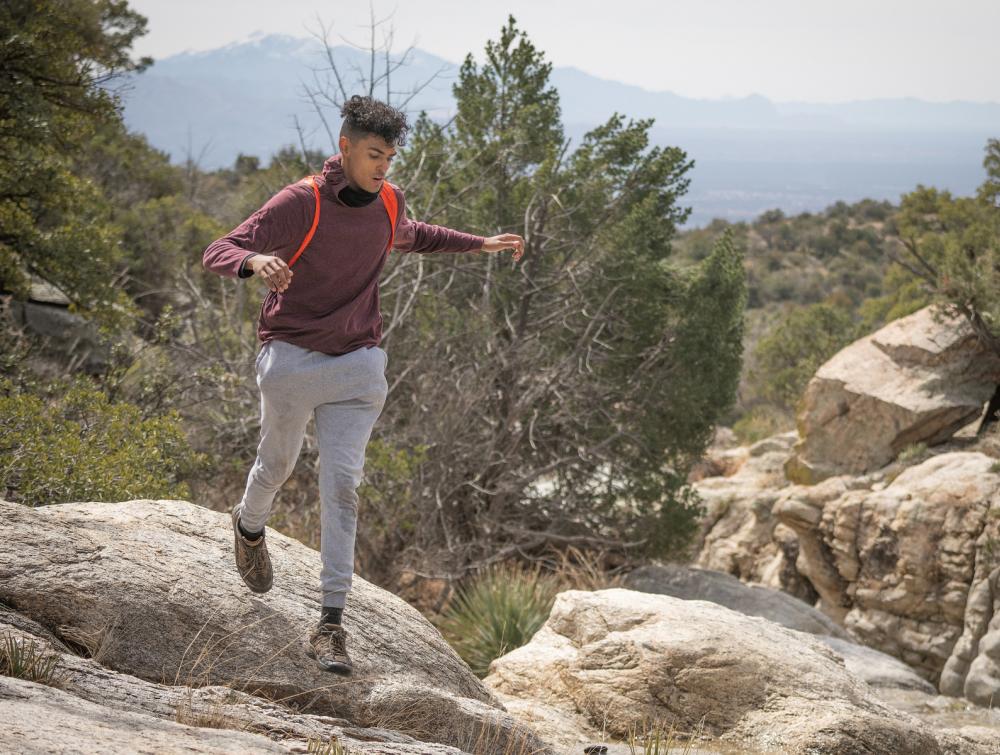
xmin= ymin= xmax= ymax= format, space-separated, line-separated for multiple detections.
xmin=340 ymin=133 xmax=397 ymax=193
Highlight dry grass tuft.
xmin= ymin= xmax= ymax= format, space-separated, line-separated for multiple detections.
xmin=550 ymin=545 xmax=627 ymax=592
xmin=462 ymin=713 xmax=547 ymax=755
xmin=173 ymin=687 xmax=247 ymax=731
xmin=305 ymin=736 xmax=347 ymax=754
xmin=57 ymin=614 xmax=122 ymax=664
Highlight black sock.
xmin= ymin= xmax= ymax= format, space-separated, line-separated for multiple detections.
xmin=320 ymin=606 xmax=343 ymax=626
xmin=237 ymin=518 xmax=263 ymax=540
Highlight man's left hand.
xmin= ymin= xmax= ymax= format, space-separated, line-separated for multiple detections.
xmin=481 ymin=233 xmax=525 ymax=262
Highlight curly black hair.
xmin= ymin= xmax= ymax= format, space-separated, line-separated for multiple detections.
xmin=339 ymin=95 xmax=409 ymax=147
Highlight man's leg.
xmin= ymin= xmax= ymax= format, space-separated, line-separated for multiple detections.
xmin=313 ymin=351 xmax=387 ymax=615
xmin=236 ymin=343 xmax=314 ymax=534
xmin=316 ymin=372 xmax=385 ymax=616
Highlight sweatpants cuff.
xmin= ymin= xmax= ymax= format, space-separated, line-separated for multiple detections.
xmin=322 ymin=593 xmax=347 ymax=609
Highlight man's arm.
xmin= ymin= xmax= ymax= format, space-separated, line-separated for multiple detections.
xmin=391 ymin=191 xmax=526 ymax=260
xmin=202 ymin=184 xmax=313 ymax=291
xmin=391 ymin=190 xmax=486 ymax=255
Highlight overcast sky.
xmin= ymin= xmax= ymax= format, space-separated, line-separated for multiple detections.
xmin=129 ymin=0 xmax=1000 ymax=104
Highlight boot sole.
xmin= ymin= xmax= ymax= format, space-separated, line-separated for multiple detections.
xmin=305 ymin=642 xmax=353 ymax=675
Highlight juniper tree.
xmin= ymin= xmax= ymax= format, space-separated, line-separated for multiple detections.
xmin=369 ymin=16 xmax=746 ymax=579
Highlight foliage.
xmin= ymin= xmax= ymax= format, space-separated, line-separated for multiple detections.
xmin=671 ymin=194 xmax=939 ymax=426
xmin=0 ymin=374 xmax=208 ymax=506
xmin=0 ymin=0 xmax=151 ymax=326
xmin=890 ymin=138 xmax=1000 ymax=356
xmin=354 ymin=439 xmax=428 ymax=573
xmin=0 ymin=633 xmax=68 ymax=688
xmin=435 ymin=562 xmax=560 ymax=677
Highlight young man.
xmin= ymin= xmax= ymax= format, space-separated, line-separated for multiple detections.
xmin=202 ymin=95 xmax=524 ymax=675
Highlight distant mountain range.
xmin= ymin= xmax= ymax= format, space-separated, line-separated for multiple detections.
xmin=118 ymin=33 xmax=1000 ymax=228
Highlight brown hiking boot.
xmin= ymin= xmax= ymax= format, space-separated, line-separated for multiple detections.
xmin=231 ymin=508 xmax=273 ymax=593
xmin=307 ymin=622 xmax=353 ymax=674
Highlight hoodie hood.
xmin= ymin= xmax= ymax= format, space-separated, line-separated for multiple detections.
xmin=320 ymin=153 xmax=349 ymax=202
xmin=320 ymin=152 xmax=382 ymax=206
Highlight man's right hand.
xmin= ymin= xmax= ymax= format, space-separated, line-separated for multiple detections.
xmin=248 ymin=255 xmax=293 ymax=293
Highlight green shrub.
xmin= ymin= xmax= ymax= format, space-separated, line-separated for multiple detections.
xmin=0 ymin=633 xmax=67 ymax=688
xmin=0 ymin=375 xmax=207 ymax=506
xmin=436 ymin=562 xmax=560 ymax=678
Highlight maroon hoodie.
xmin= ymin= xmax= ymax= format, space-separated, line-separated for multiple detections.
xmin=202 ymin=154 xmax=485 ymax=356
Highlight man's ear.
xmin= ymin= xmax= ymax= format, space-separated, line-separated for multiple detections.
xmin=338 ymin=134 xmax=350 ymax=155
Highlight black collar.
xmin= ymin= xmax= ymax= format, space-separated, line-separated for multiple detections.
xmin=338 ymin=183 xmax=380 ymax=207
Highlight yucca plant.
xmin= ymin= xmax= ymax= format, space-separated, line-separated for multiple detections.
xmin=0 ymin=633 xmax=67 ymax=688
xmin=436 ymin=562 xmax=560 ymax=678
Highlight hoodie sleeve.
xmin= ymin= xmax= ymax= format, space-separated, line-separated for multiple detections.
xmin=202 ymin=184 xmax=314 ymax=278
xmin=391 ymin=188 xmax=485 ymax=255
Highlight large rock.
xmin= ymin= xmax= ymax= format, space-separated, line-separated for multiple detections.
xmin=775 ymin=452 xmax=1000 ymax=706
xmin=484 ymin=588 xmax=956 ymax=753
xmin=623 ymin=564 xmax=936 ymax=694
xmin=0 ymin=499 xmax=546 ymax=754
xmin=692 ymin=420 xmax=1000 ymax=711
xmin=786 ymin=305 xmax=1000 ymax=483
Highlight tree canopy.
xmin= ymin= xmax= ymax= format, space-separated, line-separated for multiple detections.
xmin=0 ymin=0 xmax=151 ymax=323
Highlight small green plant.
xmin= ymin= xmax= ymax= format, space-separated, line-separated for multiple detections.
xmin=897 ymin=441 xmax=928 ymax=464
xmin=436 ymin=562 xmax=560 ymax=677
xmin=306 ymin=736 xmax=346 ymax=754
xmin=989 ymin=461 xmax=1000 ymax=474
xmin=0 ymin=633 xmax=68 ymax=688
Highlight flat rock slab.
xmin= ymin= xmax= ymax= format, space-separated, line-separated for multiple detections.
xmin=1 ymin=676 xmax=296 ymax=755
xmin=623 ymin=564 xmax=935 ymax=694
xmin=623 ymin=564 xmax=849 ymax=638
xmin=0 ymin=609 xmax=467 ymax=753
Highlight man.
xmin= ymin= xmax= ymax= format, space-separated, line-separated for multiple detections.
xmin=202 ymin=95 xmax=524 ymax=675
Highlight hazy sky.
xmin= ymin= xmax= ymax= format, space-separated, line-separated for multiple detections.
xmin=129 ymin=0 xmax=1000 ymax=104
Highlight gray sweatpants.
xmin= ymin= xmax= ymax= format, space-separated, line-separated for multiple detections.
xmin=235 ymin=338 xmax=388 ymax=609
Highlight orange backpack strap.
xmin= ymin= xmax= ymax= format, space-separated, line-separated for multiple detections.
xmin=288 ymin=175 xmax=321 ymax=268
xmin=380 ymin=181 xmax=399 ymax=251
